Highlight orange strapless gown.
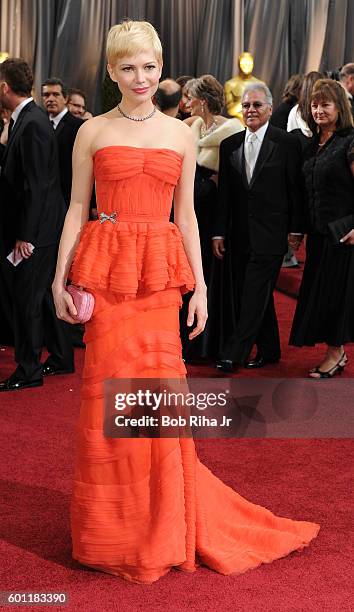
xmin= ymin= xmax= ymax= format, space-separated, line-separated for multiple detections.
xmin=69 ymin=146 xmax=319 ymax=584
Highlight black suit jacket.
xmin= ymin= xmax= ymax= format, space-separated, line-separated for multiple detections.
xmin=215 ymin=124 xmax=304 ymax=255
xmin=55 ymin=111 xmax=84 ymax=207
xmin=0 ymin=101 xmax=66 ymax=250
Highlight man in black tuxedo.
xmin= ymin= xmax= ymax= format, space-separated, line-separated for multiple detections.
xmin=42 ymin=78 xmax=83 ymax=208
xmin=42 ymin=78 xmax=89 ymax=349
xmin=0 ymin=58 xmax=74 ymax=391
xmin=214 ymin=83 xmax=303 ymax=372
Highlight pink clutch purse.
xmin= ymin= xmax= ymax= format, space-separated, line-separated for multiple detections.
xmin=67 ymin=285 xmax=95 ymax=324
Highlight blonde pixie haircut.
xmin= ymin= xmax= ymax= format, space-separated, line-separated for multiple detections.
xmin=106 ymin=20 xmax=163 ymax=65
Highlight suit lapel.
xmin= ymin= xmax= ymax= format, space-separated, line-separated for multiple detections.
xmin=249 ymin=126 xmax=276 ymax=188
xmin=55 ymin=112 xmax=68 ymax=137
xmin=230 ymin=134 xmax=249 ymax=190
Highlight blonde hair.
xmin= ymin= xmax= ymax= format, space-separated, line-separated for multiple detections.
xmin=106 ymin=20 xmax=163 ymax=65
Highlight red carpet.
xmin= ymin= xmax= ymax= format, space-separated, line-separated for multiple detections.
xmin=0 ymin=291 xmax=353 ymax=611
xmin=186 ymin=288 xmax=354 ymax=379
xmin=276 ymin=242 xmax=306 ymax=298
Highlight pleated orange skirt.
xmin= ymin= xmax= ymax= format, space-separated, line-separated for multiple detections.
xmin=71 ymin=288 xmax=319 ymax=584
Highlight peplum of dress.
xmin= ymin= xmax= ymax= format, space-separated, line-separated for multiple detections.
xmin=69 ymin=145 xmax=319 ymax=584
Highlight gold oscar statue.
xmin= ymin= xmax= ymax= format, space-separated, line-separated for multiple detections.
xmin=0 ymin=52 xmax=10 ymax=63
xmin=225 ymin=52 xmax=263 ymax=121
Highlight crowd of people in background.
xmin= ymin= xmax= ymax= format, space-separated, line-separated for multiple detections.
xmin=0 ymin=56 xmax=353 ymax=391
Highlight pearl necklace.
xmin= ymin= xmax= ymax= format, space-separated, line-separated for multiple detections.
xmin=117 ymin=103 xmax=156 ymax=122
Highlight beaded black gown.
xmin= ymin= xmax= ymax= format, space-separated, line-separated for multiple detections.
xmin=290 ymin=128 xmax=354 ymax=346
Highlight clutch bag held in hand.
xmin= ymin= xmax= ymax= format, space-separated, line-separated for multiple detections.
xmin=328 ymin=214 xmax=354 ymax=245
xmin=67 ymin=285 xmax=95 ymax=324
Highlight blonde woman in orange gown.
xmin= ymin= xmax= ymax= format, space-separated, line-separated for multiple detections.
xmin=52 ymin=21 xmax=319 ymax=584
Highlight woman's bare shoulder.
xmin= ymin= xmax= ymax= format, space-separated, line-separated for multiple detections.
xmin=152 ymin=114 xmax=196 ymax=157
xmin=75 ymin=111 xmax=119 ymax=149
xmin=159 ymin=113 xmax=195 ymax=136
xmin=79 ymin=110 xmax=116 ymax=130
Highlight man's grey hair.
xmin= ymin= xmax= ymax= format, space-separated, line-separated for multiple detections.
xmin=340 ymin=63 xmax=354 ymax=79
xmin=242 ymin=83 xmax=273 ymax=105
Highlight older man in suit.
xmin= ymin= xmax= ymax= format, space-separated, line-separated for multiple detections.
xmin=42 ymin=78 xmax=84 ymax=208
xmin=0 ymin=58 xmax=74 ymax=391
xmin=214 ymin=83 xmax=304 ymax=372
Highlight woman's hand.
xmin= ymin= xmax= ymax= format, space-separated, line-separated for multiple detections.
xmin=52 ymin=282 xmax=78 ymax=324
xmin=340 ymin=229 xmax=354 ymax=245
xmin=187 ymin=288 xmax=208 ymax=340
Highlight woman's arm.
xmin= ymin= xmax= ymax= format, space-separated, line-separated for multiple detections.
xmin=52 ymin=121 xmax=96 ymax=322
xmin=174 ymin=125 xmax=207 ymax=339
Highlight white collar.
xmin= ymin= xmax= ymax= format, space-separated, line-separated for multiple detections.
xmin=11 ymin=97 xmax=33 ymax=124
xmin=246 ymin=121 xmax=269 ymax=143
xmin=49 ymin=107 xmax=68 ymax=128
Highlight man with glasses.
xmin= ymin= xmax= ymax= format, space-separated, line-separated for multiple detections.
xmin=67 ymin=88 xmax=86 ymax=118
xmin=67 ymin=88 xmax=93 ymax=120
xmin=213 ymin=83 xmax=304 ymax=372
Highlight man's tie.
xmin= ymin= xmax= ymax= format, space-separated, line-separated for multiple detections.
xmin=7 ymin=117 xmax=15 ymax=142
xmin=245 ymin=132 xmax=257 ymax=183
xmin=50 ymin=120 xmax=56 ymax=130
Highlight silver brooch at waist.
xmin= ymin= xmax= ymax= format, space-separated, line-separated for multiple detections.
xmin=99 ymin=212 xmax=117 ymax=224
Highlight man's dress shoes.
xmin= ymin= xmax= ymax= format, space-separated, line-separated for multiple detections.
xmin=215 ymin=359 xmax=237 ymax=373
xmin=0 ymin=376 xmax=43 ymax=392
xmin=42 ymin=364 xmax=75 ymax=376
xmin=245 ymin=355 xmax=280 ymax=369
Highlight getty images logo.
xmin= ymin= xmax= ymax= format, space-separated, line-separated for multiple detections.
xmin=114 ymin=389 xmax=229 ymax=411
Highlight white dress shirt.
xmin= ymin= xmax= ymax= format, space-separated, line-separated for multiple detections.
xmin=213 ymin=122 xmax=269 ymax=239
xmin=244 ymin=121 xmax=269 ymax=181
xmin=11 ymin=97 xmax=33 ymax=124
xmin=49 ymin=107 xmax=68 ymax=129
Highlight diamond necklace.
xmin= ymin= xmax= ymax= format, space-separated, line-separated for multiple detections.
xmin=200 ymin=118 xmax=218 ymax=138
xmin=117 ymin=103 xmax=156 ymax=122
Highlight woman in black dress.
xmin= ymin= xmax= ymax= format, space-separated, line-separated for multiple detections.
xmin=290 ymin=79 xmax=354 ymax=377
xmin=180 ymin=75 xmax=243 ymax=361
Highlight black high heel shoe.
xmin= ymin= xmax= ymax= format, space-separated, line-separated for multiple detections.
xmin=309 ymin=353 xmax=348 ymax=379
